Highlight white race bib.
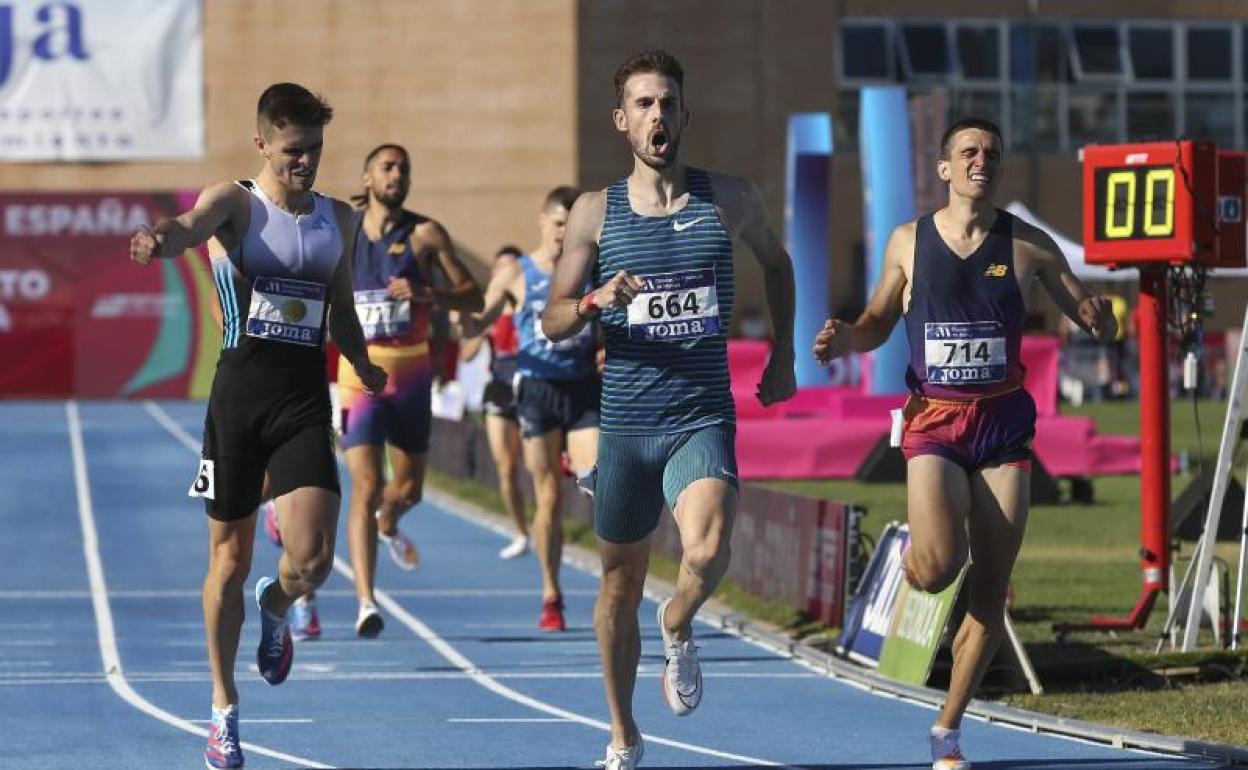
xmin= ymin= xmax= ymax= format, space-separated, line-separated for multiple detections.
xmin=626 ymin=268 xmax=720 ymax=341
xmin=246 ymin=276 xmax=327 ymax=347
xmin=354 ymin=288 xmax=410 ymax=341
xmin=187 ymin=458 xmax=215 ymax=500
xmin=924 ymin=321 xmax=1007 ymax=385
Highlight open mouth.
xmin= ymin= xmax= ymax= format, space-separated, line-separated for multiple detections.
xmin=969 ymin=172 xmax=991 ymax=183
xmin=650 ymin=130 xmax=669 ymax=155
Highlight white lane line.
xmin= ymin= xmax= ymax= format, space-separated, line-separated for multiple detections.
xmin=190 ymin=719 xmax=316 ymax=725
xmin=69 ymin=401 xmax=332 ymax=770
xmin=146 ymin=400 xmax=798 ymax=769
xmin=448 ymin=717 xmax=572 ymax=723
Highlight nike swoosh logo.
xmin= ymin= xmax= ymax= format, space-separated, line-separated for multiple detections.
xmin=673 ymin=217 xmax=706 ymax=233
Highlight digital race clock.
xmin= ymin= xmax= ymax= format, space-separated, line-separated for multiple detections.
xmin=1082 ymin=140 xmax=1218 ymax=267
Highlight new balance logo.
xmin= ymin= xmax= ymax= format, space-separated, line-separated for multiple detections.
xmin=984 ymin=264 xmax=1008 ymax=277
xmin=673 ymin=217 xmax=707 ymax=233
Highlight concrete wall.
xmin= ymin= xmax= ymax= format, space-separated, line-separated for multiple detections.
xmin=0 ymin=0 xmax=580 ymax=273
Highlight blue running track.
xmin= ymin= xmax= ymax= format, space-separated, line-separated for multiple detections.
xmin=0 ymin=401 xmax=1230 ymax=769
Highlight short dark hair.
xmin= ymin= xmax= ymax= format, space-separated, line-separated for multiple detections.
xmin=613 ymin=49 xmax=684 ymax=107
xmin=543 ymin=185 xmax=580 ymax=212
xmin=256 ymin=83 xmax=333 ymax=131
xmin=939 ymin=117 xmax=1003 ymax=159
xmin=495 ymin=244 xmax=522 ymax=260
xmin=362 ymin=143 xmax=409 ymax=169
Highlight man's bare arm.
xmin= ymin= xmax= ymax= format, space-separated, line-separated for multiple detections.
xmin=543 ymin=191 xmax=607 ymax=342
xmin=416 ymin=220 xmax=484 ymax=312
xmin=459 ymin=259 xmax=521 ymax=338
xmin=813 ymin=224 xmax=909 ymax=363
xmin=131 ymin=182 xmax=243 ymax=264
xmin=1021 ymin=221 xmax=1117 ymax=341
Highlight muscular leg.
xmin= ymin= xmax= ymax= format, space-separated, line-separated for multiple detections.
xmin=345 ymin=445 xmax=385 ymax=603
xmin=595 ymin=537 xmax=651 ymax=749
xmin=204 ymin=516 xmax=256 ymax=709
xmin=259 ymin=487 xmax=341 ymax=615
xmin=565 ymin=425 xmax=599 ymax=477
xmin=937 ymin=463 xmax=1029 ymax=729
xmin=376 ymin=446 xmax=428 ymax=534
xmin=524 ymin=429 xmax=566 ymax=601
xmin=902 ymin=455 xmax=972 ymax=593
xmin=661 ymin=479 xmax=736 ymax=640
xmin=487 ymin=414 xmax=526 ymax=538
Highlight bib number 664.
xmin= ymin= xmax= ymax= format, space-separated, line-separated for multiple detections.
xmin=647 ymin=292 xmax=699 ymax=320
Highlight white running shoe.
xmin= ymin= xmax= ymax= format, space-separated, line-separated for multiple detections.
xmin=356 ymin=601 xmax=384 ymax=639
xmin=595 ymin=737 xmax=644 ymax=770
xmin=376 ymin=511 xmax=420 ymax=571
xmin=498 ymin=535 xmax=529 ymax=560
xmin=657 ymin=597 xmax=701 ymax=716
xmin=930 ymin=727 xmax=971 ymax=770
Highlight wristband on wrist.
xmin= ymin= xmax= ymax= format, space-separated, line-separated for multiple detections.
xmin=575 ymin=291 xmax=600 ymax=320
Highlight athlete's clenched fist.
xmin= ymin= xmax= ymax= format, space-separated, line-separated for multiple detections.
xmin=595 ymin=270 xmax=645 ymax=309
xmin=130 ymin=225 xmax=164 ymax=266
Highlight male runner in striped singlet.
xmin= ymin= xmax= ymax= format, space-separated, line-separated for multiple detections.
xmin=129 ymin=83 xmax=387 ymax=770
xmin=336 ymin=144 xmax=481 ymax=638
xmin=814 ymin=118 xmax=1115 ymax=770
xmin=542 ymin=51 xmax=797 ymax=770
xmin=459 ymin=187 xmax=597 ymax=633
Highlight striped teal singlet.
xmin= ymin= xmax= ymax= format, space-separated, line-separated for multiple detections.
xmin=595 ymin=167 xmax=735 ymax=434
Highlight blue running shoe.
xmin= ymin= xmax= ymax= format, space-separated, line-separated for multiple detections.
xmin=204 ymin=704 xmax=243 ymax=769
xmin=254 ymin=576 xmax=293 ymax=685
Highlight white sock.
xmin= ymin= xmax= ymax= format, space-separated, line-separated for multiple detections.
xmin=212 ymin=703 xmax=237 ymax=719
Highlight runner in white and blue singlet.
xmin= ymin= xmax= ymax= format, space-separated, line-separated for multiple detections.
xmin=541 ymin=51 xmax=797 ymax=770
xmin=458 ymin=187 xmax=597 ymax=633
xmin=129 ymin=83 xmax=386 ymax=770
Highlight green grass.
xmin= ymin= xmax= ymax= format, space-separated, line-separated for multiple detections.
xmin=427 ymin=400 xmax=1248 ymax=746
xmin=764 ymin=398 xmax=1248 ymax=746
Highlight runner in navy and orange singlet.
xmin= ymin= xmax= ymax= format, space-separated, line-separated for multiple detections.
xmin=459 ymin=188 xmax=596 ymax=633
xmin=129 ymin=83 xmax=387 ymax=770
xmin=339 ymin=143 xmax=481 ymax=638
xmin=813 ymin=117 xmax=1116 ymax=770
xmin=541 ymin=51 xmax=797 ymax=770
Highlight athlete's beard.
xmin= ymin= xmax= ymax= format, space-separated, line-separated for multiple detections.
xmin=372 ymin=188 xmax=407 ymax=208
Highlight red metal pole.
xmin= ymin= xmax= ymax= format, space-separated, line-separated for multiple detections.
xmin=1137 ymin=266 xmax=1170 ymax=596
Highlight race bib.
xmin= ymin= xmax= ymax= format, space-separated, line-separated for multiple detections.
xmin=245 ymin=276 xmax=326 ymax=347
xmin=626 ymin=268 xmax=720 ymax=341
xmin=187 ymin=458 xmax=215 ymax=500
xmin=533 ymin=299 xmax=593 ymax=351
xmin=354 ymin=288 xmax=411 ymax=341
xmin=924 ymin=321 xmax=1006 ymax=385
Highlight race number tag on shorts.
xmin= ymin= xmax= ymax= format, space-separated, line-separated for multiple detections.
xmin=354 ymin=289 xmax=410 ymax=341
xmin=924 ymin=321 xmax=1006 ymax=385
xmin=246 ymin=277 xmax=326 ymax=347
xmin=626 ymin=268 xmax=720 ymax=341
xmin=187 ymin=458 xmax=215 ymax=500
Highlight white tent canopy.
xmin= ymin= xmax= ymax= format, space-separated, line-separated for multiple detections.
xmin=1005 ymin=201 xmax=1248 ymax=281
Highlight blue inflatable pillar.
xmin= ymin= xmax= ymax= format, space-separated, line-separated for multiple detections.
xmin=859 ymin=87 xmax=915 ymax=395
xmin=785 ymin=112 xmax=833 ymax=387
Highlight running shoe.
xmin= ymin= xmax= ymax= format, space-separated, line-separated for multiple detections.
xmin=595 ymin=737 xmax=644 ymax=770
xmin=376 ymin=511 xmax=420 ymax=571
xmin=290 ymin=595 xmax=321 ymax=641
xmin=356 ymin=600 xmax=384 ymax=639
xmin=657 ymin=596 xmax=702 ymax=716
xmin=254 ymin=576 xmax=293 ymax=685
xmin=261 ymin=500 xmax=281 ymax=548
xmin=538 ymin=594 xmax=565 ymax=632
xmin=499 ymin=535 xmax=529 ymax=560
xmin=204 ymin=704 xmax=243 ymax=769
xmin=930 ymin=727 xmax=971 ymax=770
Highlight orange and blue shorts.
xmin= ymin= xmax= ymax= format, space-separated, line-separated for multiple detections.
xmin=338 ymin=343 xmax=434 ymax=455
xmin=900 ymin=387 xmax=1035 ymax=472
